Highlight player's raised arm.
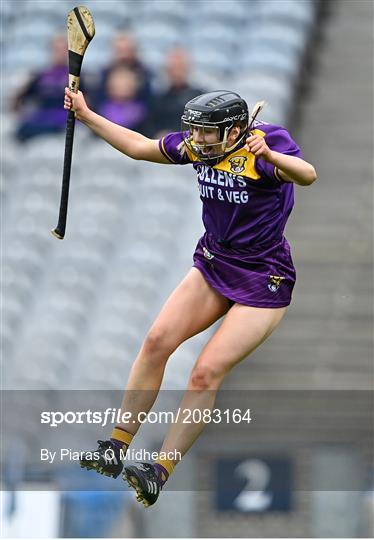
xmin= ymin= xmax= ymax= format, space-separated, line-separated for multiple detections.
xmin=64 ymin=87 xmax=170 ymax=164
xmin=246 ymin=133 xmax=317 ymax=186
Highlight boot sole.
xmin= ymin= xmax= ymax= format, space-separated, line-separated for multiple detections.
xmin=123 ymin=468 xmax=154 ymax=507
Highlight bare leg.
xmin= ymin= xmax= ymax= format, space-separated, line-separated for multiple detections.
xmin=159 ymin=304 xmax=286 ymax=461
xmin=118 ymin=268 xmax=230 ymax=435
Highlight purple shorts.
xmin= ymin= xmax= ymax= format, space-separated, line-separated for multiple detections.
xmin=193 ymin=233 xmax=296 ymax=308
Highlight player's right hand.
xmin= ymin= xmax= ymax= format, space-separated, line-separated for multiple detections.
xmin=64 ymin=88 xmax=89 ymax=121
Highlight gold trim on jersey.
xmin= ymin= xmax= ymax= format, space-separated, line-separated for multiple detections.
xmin=274 ymin=167 xmax=284 ymax=182
xmin=185 ymin=144 xmax=198 ymax=162
xmin=161 ymin=137 xmax=176 ymax=163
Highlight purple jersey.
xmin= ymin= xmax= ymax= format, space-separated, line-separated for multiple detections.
xmin=159 ymin=121 xmax=303 ymax=249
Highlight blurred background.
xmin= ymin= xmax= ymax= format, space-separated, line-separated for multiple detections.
xmin=1 ymin=0 xmax=373 ymax=538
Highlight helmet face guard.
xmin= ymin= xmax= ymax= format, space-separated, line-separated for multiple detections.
xmin=181 ymin=91 xmax=249 ymax=166
xmin=181 ymin=120 xmax=244 ymax=164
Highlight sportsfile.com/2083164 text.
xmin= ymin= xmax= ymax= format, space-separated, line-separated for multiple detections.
xmin=40 ymin=408 xmax=252 ymax=427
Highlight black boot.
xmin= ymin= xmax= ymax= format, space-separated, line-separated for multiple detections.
xmin=123 ymin=462 xmax=161 ymax=507
xmin=80 ymin=440 xmax=126 ymax=478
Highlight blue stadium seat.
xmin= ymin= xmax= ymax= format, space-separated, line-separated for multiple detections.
xmin=9 ymin=17 xmax=56 ymax=43
xmin=2 ymin=267 xmax=33 ymax=305
xmin=53 ymin=243 xmax=108 ymax=280
xmin=134 ymin=0 xmax=188 ymax=22
xmin=19 ymin=0 xmax=69 ymax=18
xmin=78 ymin=1 xmax=130 ymax=24
xmin=243 ymin=22 xmax=308 ymax=57
xmin=189 ymin=24 xmax=238 ymax=52
xmin=190 ymin=69 xmax=222 ymax=92
xmin=242 ymin=46 xmax=300 ymax=80
xmin=139 ymin=46 xmax=169 ymax=71
xmin=4 ymin=241 xmax=45 ymax=279
xmin=0 ymin=0 xmax=19 ymax=22
xmin=190 ymin=47 xmax=232 ymax=77
xmin=232 ymin=71 xmax=293 ymax=108
xmin=5 ymin=44 xmax=50 ymax=71
xmin=196 ymin=0 xmax=254 ymax=26
xmin=256 ymin=0 xmax=316 ymax=29
xmin=3 ymin=296 xmax=25 ymax=333
xmin=134 ymin=23 xmax=181 ymax=51
xmin=81 ymin=39 xmax=111 ymax=69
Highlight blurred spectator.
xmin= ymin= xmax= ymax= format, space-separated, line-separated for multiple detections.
xmin=97 ymin=65 xmax=148 ymax=132
xmin=145 ymin=47 xmax=204 ymax=137
xmin=94 ymin=32 xmax=152 ymax=108
xmin=13 ymin=35 xmax=72 ymax=142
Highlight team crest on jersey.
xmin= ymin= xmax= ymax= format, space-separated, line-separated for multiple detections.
xmin=229 ymin=156 xmax=247 ymax=173
xmin=267 ymin=275 xmax=285 ymax=292
xmin=203 ymin=247 xmax=214 ymax=260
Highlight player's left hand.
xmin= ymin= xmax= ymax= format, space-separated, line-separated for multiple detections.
xmin=245 ymin=133 xmax=273 ymax=162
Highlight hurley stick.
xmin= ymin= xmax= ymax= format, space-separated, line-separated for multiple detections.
xmin=248 ymin=100 xmax=265 ymax=132
xmin=51 ymin=6 xmax=95 ymax=239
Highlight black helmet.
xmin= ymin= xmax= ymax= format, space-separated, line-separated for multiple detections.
xmin=181 ymin=90 xmax=249 ymax=166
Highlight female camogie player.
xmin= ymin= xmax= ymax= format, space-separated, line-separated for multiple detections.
xmin=64 ymin=87 xmax=317 ymax=507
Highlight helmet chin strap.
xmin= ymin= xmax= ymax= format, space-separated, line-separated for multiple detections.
xmin=223 ymin=126 xmax=247 ymax=154
xmin=210 ymin=123 xmax=238 ymax=155
xmin=220 ymin=126 xmax=230 ymax=152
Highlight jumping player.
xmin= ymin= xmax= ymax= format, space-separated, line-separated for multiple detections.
xmin=64 ymin=87 xmax=317 ymax=507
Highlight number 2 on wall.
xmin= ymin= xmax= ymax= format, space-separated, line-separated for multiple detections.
xmin=233 ymin=459 xmax=273 ymax=512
